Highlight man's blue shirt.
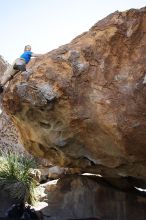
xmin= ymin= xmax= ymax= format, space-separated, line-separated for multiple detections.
xmin=20 ymin=51 xmax=32 ymax=64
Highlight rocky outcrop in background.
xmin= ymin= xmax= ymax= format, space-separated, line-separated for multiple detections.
xmin=0 ymin=111 xmax=25 ymax=153
xmin=0 ymin=55 xmax=8 ymax=77
xmin=41 ymin=175 xmax=146 ymax=220
xmin=0 ymin=56 xmax=25 ymax=154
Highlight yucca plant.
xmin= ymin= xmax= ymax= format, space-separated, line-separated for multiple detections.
xmin=0 ymin=151 xmax=38 ymax=205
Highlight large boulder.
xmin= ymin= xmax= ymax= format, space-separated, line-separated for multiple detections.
xmin=3 ymin=8 xmax=146 ymax=182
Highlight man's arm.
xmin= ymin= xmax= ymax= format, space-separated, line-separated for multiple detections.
xmin=31 ymin=53 xmax=42 ymax=57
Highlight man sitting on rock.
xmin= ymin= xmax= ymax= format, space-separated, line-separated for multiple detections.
xmin=0 ymin=45 xmax=41 ymax=93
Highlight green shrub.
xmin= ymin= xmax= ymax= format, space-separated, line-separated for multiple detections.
xmin=0 ymin=151 xmax=38 ymax=205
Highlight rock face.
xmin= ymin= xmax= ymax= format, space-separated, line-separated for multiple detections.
xmin=0 ymin=55 xmax=8 ymax=78
xmin=41 ymin=175 xmax=146 ymax=220
xmin=0 ymin=56 xmax=25 ymax=154
xmin=0 ymin=111 xmax=25 ymax=153
xmin=3 ymin=8 xmax=146 ymax=182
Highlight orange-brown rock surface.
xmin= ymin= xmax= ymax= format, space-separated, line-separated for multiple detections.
xmin=3 ymin=8 xmax=146 ymax=183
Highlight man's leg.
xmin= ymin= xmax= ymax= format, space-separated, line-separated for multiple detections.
xmin=0 ymin=58 xmax=26 ymax=93
xmin=1 ymin=65 xmax=18 ymax=86
xmin=0 ymin=64 xmax=19 ymax=93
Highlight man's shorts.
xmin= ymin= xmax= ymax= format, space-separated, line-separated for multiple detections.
xmin=13 ymin=58 xmax=26 ymax=71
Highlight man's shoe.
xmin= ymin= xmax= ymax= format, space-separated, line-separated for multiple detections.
xmin=0 ymin=85 xmax=4 ymax=93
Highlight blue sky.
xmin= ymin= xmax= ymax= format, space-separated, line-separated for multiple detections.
xmin=0 ymin=0 xmax=146 ymax=63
